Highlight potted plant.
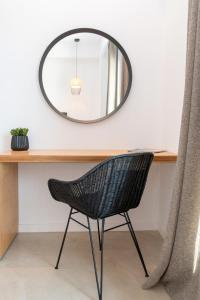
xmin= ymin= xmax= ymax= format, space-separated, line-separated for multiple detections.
xmin=10 ymin=128 xmax=29 ymax=151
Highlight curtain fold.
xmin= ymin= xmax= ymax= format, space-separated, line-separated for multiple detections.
xmin=143 ymin=1 xmax=200 ymax=299
xmin=106 ymin=42 xmax=128 ymax=114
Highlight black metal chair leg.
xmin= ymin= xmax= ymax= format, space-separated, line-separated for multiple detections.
xmin=124 ymin=212 xmax=149 ymax=277
xmin=87 ymin=217 xmax=105 ymax=300
xmin=97 ymin=219 xmax=102 ymax=251
xmin=100 ymin=219 xmax=105 ymax=300
xmin=55 ymin=208 xmax=73 ymax=269
xmin=87 ymin=217 xmax=100 ymax=298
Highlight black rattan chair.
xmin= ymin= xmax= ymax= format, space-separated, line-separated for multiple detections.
xmin=48 ymin=152 xmax=154 ymax=300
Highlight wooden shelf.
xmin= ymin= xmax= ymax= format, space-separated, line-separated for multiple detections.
xmin=0 ymin=149 xmax=177 ymax=163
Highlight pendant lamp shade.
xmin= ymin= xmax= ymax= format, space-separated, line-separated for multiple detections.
xmin=70 ymin=38 xmax=82 ymax=95
xmin=70 ymin=77 xmax=82 ymax=95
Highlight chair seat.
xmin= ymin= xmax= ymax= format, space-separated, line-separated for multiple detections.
xmin=48 ymin=178 xmax=128 ymax=219
xmin=48 ymin=153 xmax=154 ymax=219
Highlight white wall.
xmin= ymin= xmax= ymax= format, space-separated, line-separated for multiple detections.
xmin=0 ymin=0 xmax=188 ymax=235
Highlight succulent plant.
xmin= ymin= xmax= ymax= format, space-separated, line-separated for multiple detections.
xmin=10 ymin=128 xmax=29 ymax=136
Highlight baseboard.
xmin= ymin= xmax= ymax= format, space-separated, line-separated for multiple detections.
xmin=19 ymin=219 xmax=158 ymax=233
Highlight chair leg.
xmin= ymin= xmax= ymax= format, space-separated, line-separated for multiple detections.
xmin=55 ymin=207 xmax=73 ymax=269
xmin=87 ymin=217 xmax=105 ymax=300
xmin=124 ymin=212 xmax=149 ymax=277
xmin=97 ymin=219 xmax=102 ymax=251
xmin=100 ymin=219 xmax=105 ymax=300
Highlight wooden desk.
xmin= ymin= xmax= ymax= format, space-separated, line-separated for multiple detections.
xmin=0 ymin=150 xmax=177 ymax=258
xmin=0 ymin=149 xmax=177 ymax=163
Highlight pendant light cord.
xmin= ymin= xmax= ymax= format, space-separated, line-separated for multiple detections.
xmin=76 ymin=42 xmax=78 ymax=79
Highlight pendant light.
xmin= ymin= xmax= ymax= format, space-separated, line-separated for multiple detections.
xmin=70 ymin=38 xmax=82 ymax=95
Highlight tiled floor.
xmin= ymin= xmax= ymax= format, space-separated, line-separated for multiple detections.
xmin=0 ymin=231 xmax=171 ymax=300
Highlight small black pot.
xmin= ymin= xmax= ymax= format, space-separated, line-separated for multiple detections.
xmin=11 ymin=136 xmax=29 ymax=151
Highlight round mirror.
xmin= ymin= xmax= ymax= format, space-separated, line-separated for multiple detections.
xmin=39 ymin=28 xmax=132 ymax=123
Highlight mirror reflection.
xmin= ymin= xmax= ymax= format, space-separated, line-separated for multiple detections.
xmin=40 ymin=30 xmax=132 ymax=123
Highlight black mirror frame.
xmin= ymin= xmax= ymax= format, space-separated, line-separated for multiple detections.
xmin=39 ymin=28 xmax=132 ymax=124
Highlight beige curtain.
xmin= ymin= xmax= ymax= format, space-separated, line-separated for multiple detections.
xmin=143 ymin=1 xmax=200 ymax=299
